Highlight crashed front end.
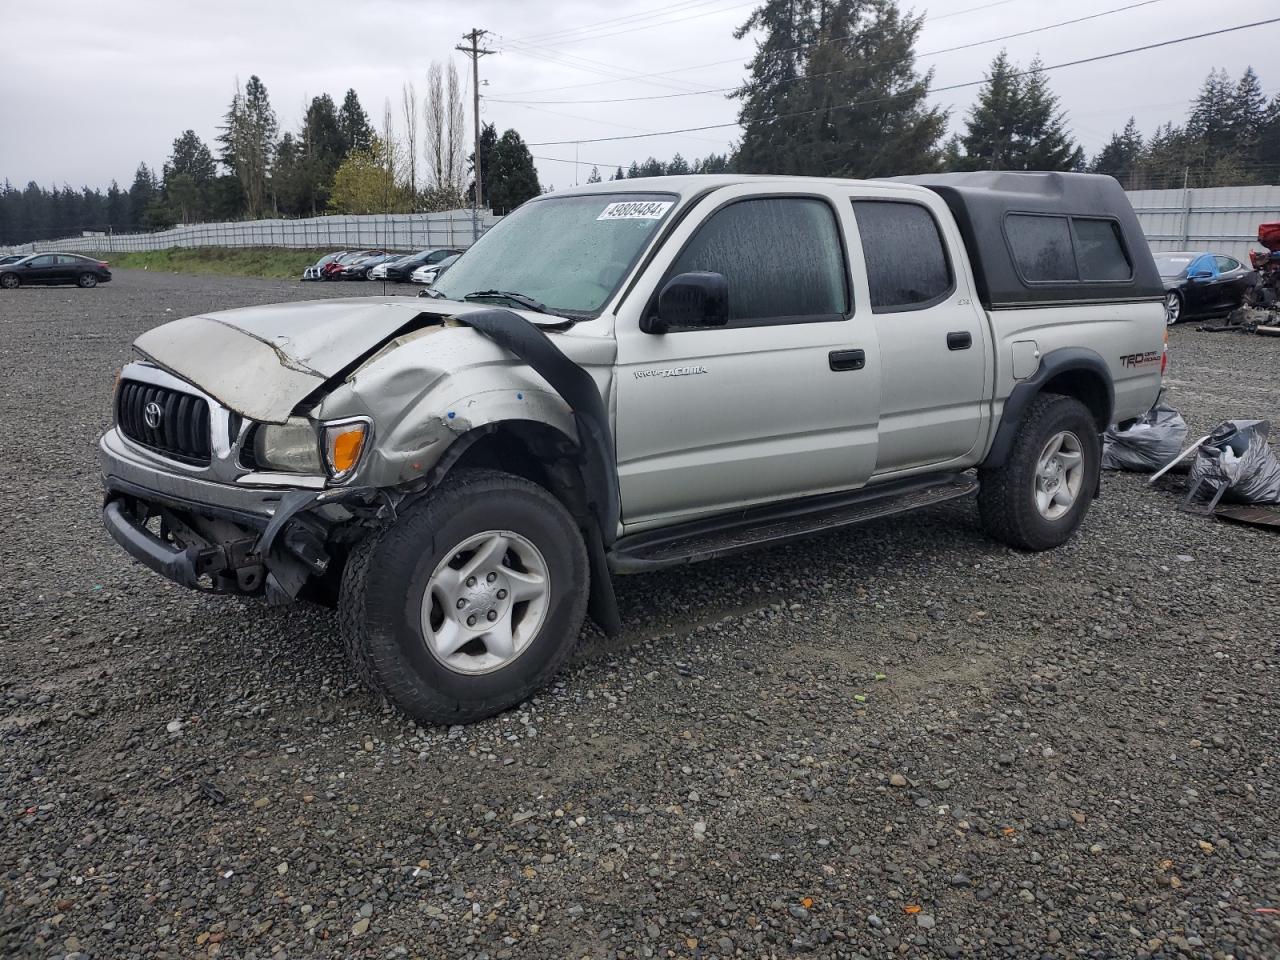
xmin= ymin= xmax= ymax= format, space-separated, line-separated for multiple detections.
xmin=99 ymin=361 xmax=386 ymax=604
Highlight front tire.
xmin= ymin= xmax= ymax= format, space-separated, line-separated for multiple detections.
xmin=339 ymin=469 xmax=589 ymax=725
xmin=0 ymin=273 xmax=18 ymax=289
xmin=1165 ymin=290 xmax=1183 ymax=325
xmin=978 ymin=394 xmax=1101 ymax=552
xmin=77 ymin=272 xmax=98 ymax=288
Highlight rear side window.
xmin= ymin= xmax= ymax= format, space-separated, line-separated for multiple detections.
xmin=1006 ymin=213 xmax=1134 ymax=285
xmin=667 ymin=197 xmax=848 ymax=325
xmin=852 ymin=200 xmax=953 ymax=311
xmin=1215 ymin=255 xmax=1240 ymax=272
xmin=1072 ymin=218 xmax=1131 ymax=281
xmin=1006 ymin=214 xmax=1076 ymax=282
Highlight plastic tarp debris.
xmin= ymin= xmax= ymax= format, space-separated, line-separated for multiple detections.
xmin=1186 ymin=420 xmax=1280 ymax=505
xmin=1102 ymin=399 xmax=1188 ymax=472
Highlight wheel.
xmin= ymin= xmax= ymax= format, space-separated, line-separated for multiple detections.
xmin=1164 ymin=290 xmax=1182 ymax=325
xmin=339 ymin=468 xmax=589 ymax=725
xmin=978 ymin=393 xmax=1101 ymax=552
xmin=0 ymin=272 xmax=18 ymax=289
xmin=77 ymin=272 xmax=98 ymax=288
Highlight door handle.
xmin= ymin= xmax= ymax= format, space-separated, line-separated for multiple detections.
xmin=947 ymin=331 xmax=972 ymax=351
xmin=828 ymin=349 xmax=865 ymax=371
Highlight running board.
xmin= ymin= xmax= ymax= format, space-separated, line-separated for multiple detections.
xmin=608 ymin=473 xmax=978 ymax=574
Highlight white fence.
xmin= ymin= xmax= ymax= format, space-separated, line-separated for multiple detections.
xmin=7 ymin=187 xmax=1280 ymax=263
xmin=3 ymin=209 xmax=501 ymax=256
xmin=1127 ymin=185 xmax=1280 ymax=263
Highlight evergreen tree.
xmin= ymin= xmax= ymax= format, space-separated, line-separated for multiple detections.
xmin=163 ymin=130 xmax=217 ymax=222
xmin=105 ymin=180 xmax=127 ymax=230
xmin=487 ymin=129 xmax=541 ymax=214
xmin=218 ymin=75 xmax=277 ymax=218
xmin=586 ymin=165 xmax=602 ymax=183
xmin=127 ymin=163 xmax=159 ymax=230
xmin=626 ymin=161 xmax=641 ymax=178
xmin=338 ymin=89 xmax=374 ymax=155
xmin=734 ymin=0 xmax=945 ymax=177
xmin=612 ymin=166 xmax=625 ymax=180
xmin=666 ymin=153 xmax=690 ymax=175
xmin=1089 ymin=117 xmax=1143 ymax=188
xmin=954 ymin=52 xmax=1082 ymax=171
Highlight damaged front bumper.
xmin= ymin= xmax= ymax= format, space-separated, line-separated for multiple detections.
xmin=99 ymin=427 xmax=382 ymax=604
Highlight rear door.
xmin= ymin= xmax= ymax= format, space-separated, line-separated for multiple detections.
xmin=848 ymin=192 xmax=990 ymax=474
xmin=1214 ymin=255 xmax=1250 ymax=309
xmin=56 ymin=254 xmax=83 ymax=282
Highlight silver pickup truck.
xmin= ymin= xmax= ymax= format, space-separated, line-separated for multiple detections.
xmin=100 ymin=172 xmax=1166 ymax=724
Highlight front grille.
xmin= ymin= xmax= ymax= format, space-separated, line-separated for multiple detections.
xmin=116 ymin=379 xmax=212 ymax=465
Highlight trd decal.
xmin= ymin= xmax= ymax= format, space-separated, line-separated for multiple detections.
xmin=1119 ymin=351 xmax=1161 ymax=369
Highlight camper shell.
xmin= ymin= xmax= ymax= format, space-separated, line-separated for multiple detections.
xmin=896 ymin=171 xmax=1163 ymax=309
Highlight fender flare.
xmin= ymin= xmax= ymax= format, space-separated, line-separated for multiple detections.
xmin=454 ymin=308 xmax=620 ymax=545
xmin=455 ymin=308 xmax=623 ymax=637
xmin=984 ymin=347 xmax=1114 ymax=468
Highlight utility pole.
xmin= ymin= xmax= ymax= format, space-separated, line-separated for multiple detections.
xmin=456 ymin=28 xmax=494 ymax=242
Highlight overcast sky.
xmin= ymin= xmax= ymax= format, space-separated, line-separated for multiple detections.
xmin=2 ymin=0 xmax=1275 ymax=192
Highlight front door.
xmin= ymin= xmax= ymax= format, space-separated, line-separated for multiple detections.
xmin=848 ymin=195 xmax=990 ymax=474
xmin=23 ymin=254 xmax=58 ymax=284
xmin=614 ymin=187 xmax=881 ymax=529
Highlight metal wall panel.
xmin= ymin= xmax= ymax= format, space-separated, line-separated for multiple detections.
xmin=1128 ymin=185 xmax=1280 ymax=261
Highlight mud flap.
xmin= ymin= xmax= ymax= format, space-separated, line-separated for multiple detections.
xmin=455 ymin=308 xmax=622 ymax=636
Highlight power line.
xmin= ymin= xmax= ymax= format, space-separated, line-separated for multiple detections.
xmin=526 ymin=17 xmax=1280 ymax=146
xmin=512 ymin=0 xmax=750 ymax=47
xmin=492 ymin=0 xmax=1166 ymax=106
xmin=493 ymin=0 xmax=1031 ymax=99
xmin=500 ymin=36 xmax=717 ymax=95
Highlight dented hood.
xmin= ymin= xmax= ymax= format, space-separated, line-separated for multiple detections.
xmin=132 ymin=297 xmax=554 ymax=423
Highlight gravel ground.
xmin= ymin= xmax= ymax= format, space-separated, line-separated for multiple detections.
xmin=2 ymin=270 xmax=1279 ymax=960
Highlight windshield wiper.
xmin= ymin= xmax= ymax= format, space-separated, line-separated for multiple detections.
xmin=462 ymin=290 xmax=548 ymax=314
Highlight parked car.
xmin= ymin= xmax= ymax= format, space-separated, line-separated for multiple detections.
xmin=1155 ymin=250 xmax=1256 ymax=324
xmin=1 ymin=253 xmax=111 ymax=289
xmin=321 ymin=250 xmax=381 ymax=280
xmin=411 ymin=253 xmax=461 ymax=288
xmin=367 ymin=253 xmax=415 ymax=281
xmin=0 ymin=254 xmax=26 ymax=265
xmin=303 ymin=251 xmax=348 ymax=281
xmin=99 ymin=172 xmax=1165 ymax=726
xmin=338 ymin=251 xmax=394 ymax=280
xmin=385 ymin=248 xmax=463 ymax=282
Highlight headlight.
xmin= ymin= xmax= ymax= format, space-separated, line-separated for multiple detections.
xmin=322 ymin=418 xmax=371 ymax=482
xmin=253 ymin=418 xmax=322 ymax=473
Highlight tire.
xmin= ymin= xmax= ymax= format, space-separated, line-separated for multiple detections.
xmin=0 ymin=273 xmax=18 ymax=289
xmin=978 ymin=393 xmax=1101 ymax=552
xmin=339 ymin=468 xmax=589 ymax=725
xmin=1164 ymin=290 xmax=1183 ymax=325
xmin=77 ymin=272 xmax=98 ymax=288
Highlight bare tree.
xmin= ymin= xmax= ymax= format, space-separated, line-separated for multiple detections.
xmin=423 ymin=62 xmax=446 ymax=193
xmin=401 ymin=81 xmax=419 ymax=199
xmin=445 ymin=60 xmax=467 ymax=198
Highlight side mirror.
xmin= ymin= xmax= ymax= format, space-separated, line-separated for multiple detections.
xmin=643 ymin=271 xmax=729 ymax=334
xmin=1189 ymin=269 xmax=1212 ymax=280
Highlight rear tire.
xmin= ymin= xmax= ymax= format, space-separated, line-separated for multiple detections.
xmin=978 ymin=393 xmax=1100 ymax=552
xmin=77 ymin=272 xmax=98 ymax=288
xmin=339 ymin=469 xmax=589 ymax=725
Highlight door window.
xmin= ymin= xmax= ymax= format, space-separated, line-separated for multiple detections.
xmin=28 ymin=255 xmax=55 ymax=267
xmin=665 ymin=197 xmax=848 ymax=326
xmin=56 ymin=255 xmax=81 ymax=265
xmin=1215 ymin=255 xmax=1241 ymax=273
xmin=851 ymin=200 xmax=953 ymax=311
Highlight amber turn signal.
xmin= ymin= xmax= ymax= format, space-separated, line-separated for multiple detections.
xmin=323 ymin=420 xmax=370 ymax=481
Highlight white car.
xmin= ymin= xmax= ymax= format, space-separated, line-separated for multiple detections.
xmin=368 ymin=256 xmax=408 ymax=281
xmin=410 ymin=253 xmax=460 ymax=285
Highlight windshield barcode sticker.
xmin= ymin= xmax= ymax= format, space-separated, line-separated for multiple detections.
xmin=597 ymin=201 xmax=673 ymax=221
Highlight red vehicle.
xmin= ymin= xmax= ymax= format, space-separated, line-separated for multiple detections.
xmin=1249 ymin=223 xmax=1280 ymax=307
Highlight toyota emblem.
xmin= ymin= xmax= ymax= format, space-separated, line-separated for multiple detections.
xmin=143 ymin=401 xmax=163 ymax=429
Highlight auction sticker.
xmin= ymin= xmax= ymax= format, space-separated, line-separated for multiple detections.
xmin=597 ymin=200 xmax=674 ymax=221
